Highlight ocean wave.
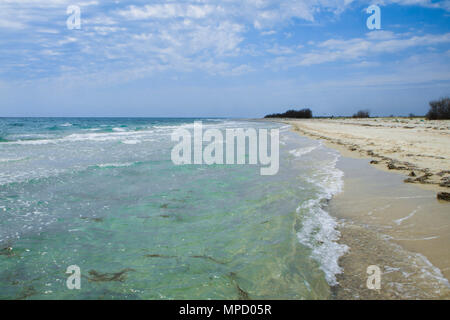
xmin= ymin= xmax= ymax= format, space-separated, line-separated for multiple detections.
xmin=0 ymin=157 xmax=28 ymax=163
xmin=0 ymin=160 xmax=142 ymax=186
xmin=121 ymin=139 xmax=142 ymax=144
xmin=296 ymin=199 xmax=348 ymax=286
xmin=0 ymin=167 xmax=67 ymax=186
xmin=93 ymin=162 xmax=139 ymax=168
xmin=296 ymin=150 xmax=348 ymax=286
xmin=3 ymin=139 xmax=58 ymax=145
xmin=1 ymin=130 xmax=154 ymax=145
xmin=47 ymin=123 xmax=73 ymax=130
xmin=0 ymin=120 xmax=267 ymax=146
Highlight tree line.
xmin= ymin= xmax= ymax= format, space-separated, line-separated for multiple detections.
xmin=263 ymin=97 xmax=449 ymax=120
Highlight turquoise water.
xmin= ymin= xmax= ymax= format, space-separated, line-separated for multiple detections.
xmin=0 ymin=118 xmax=347 ymax=299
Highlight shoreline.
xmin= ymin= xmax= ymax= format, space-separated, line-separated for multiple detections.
xmin=278 ymin=119 xmax=450 ymax=299
xmin=280 ymin=118 xmax=450 ymax=195
xmin=330 ymin=156 xmax=450 ymax=299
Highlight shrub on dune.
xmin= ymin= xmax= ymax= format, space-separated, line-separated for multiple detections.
xmin=426 ymin=97 xmax=450 ymax=120
xmin=352 ymin=110 xmax=370 ymax=118
xmin=265 ymin=108 xmax=313 ymax=119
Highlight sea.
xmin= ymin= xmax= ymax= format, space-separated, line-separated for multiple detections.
xmin=0 ymin=118 xmax=348 ymax=299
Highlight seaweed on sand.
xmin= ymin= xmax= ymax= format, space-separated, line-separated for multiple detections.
xmin=87 ymin=268 xmax=135 ymax=282
xmin=228 ymin=272 xmax=250 ymax=300
xmin=144 ymin=254 xmax=177 ymax=259
xmin=144 ymin=253 xmax=228 ymax=265
xmin=16 ymin=286 xmax=37 ymax=300
xmin=190 ymin=255 xmax=227 ymax=265
xmin=80 ymin=217 xmax=104 ymax=223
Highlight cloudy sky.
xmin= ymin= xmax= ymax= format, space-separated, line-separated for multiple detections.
xmin=0 ymin=0 xmax=449 ymax=117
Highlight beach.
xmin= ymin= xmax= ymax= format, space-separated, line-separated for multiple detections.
xmin=283 ymin=118 xmax=450 ymax=193
xmin=282 ymin=118 xmax=450 ymax=299
xmin=1 ymin=117 xmax=449 ymax=300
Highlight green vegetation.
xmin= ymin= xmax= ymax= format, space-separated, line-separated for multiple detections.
xmin=352 ymin=110 xmax=370 ymax=118
xmin=264 ymin=108 xmax=313 ymax=119
xmin=426 ymin=97 xmax=450 ymax=120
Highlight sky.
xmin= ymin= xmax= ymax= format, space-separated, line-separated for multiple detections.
xmin=0 ymin=0 xmax=449 ymax=117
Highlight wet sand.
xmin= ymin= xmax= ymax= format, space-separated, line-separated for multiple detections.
xmin=330 ymin=156 xmax=450 ymax=299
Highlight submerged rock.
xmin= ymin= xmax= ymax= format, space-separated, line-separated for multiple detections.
xmin=0 ymin=247 xmax=14 ymax=257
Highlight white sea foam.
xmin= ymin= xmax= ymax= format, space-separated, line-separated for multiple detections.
xmin=297 ymin=199 xmax=348 ymax=286
xmin=394 ymin=206 xmax=420 ymax=225
xmin=289 ymin=145 xmax=318 ymax=158
xmin=96 ymin=162 xmax=136 ymax=168
xmin=0 ymin=168 xmax=67 ymax=186
xmin=3 ymin=130 xmax=153 ymax=145
xmin=121 ymin=139 xmax=142 ymax=144
xmin=279 ymin=125 xmax=291 ymax=132
xmin=384 ymin=242 xmax=450 ymax=298
xmin=296 ymin=150 xmax=348 ymax=286
xmin=7 ymin=139 xmax=57 ymax=145
xmin=2 ymin=120 xmax=260 ymax=146
xmin=0 ymin=157 xmax=28 ymax=163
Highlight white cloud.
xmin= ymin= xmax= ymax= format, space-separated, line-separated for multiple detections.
xmin=271 ymin=32 xmax=450 ymax=67
xmin=267 ymin=45 xmax=295 ymax=55
xmin=261 ymin=30 xmax=276 ymax=35
xmin=117 ymin=3 xmax=218 ymax=20
xmin=115 ymin=1 xmax=357 ymax=30
xmin=0 ymin=19 xmax=26 ymax=29
xmin=1 ymin=0 xmax=449 ymax=85
xmin=378 ymin=0 xmax=450 ymax=11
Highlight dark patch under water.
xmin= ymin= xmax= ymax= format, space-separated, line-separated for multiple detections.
xmin=87 ymin=269 xmax=135 ymax=282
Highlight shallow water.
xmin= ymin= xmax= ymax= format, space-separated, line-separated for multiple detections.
xmin=330 ymin=156 xmax=450 ymax=299
xmin=0 ymin=118 xmax=346 ymax=299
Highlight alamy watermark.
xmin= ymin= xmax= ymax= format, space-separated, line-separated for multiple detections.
xmin=66 ymin=5 xmax=81 ymax=30
xmin=366 ymin=265 xmax=382 ymax=290
xmin=170 ymin=122 xmax=279 ymax=176
xmin=66 ymin=265 xmax=81 ymax=290
xmin=366 ymin=5 xmax=381 ymax=30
